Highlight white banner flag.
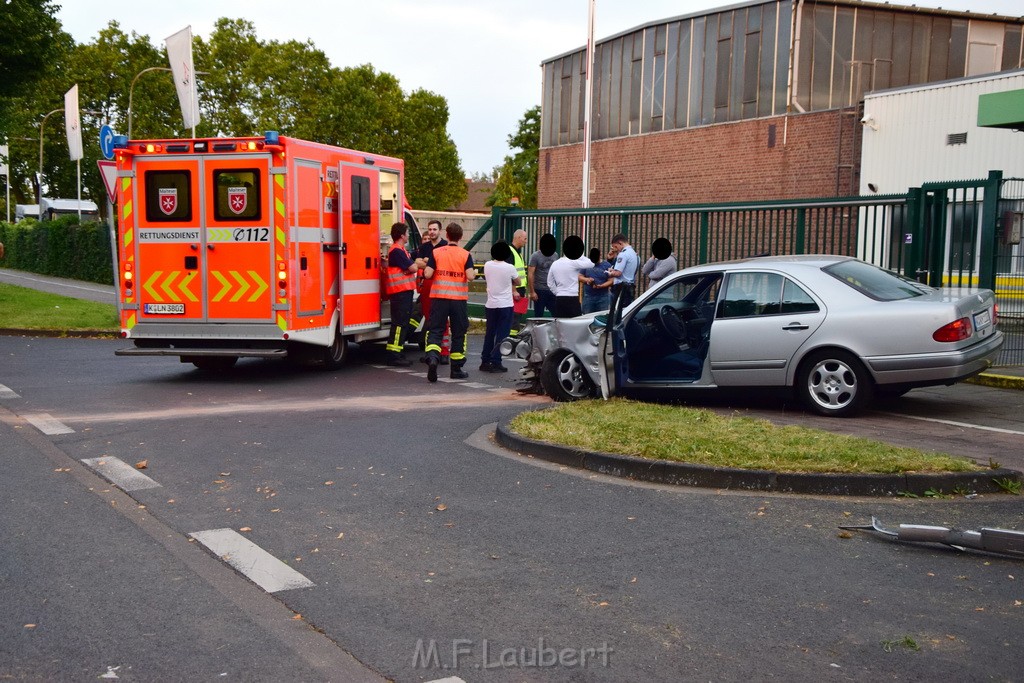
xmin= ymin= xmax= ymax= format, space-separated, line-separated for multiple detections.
xmin=165 ymin=26 xmax=200 ymax=130
xmin=65 ymin=84 xmax=83 ymax=161
xmin=0 ymin=144 xmax=8 ymax=176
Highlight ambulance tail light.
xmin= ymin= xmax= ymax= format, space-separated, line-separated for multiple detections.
xmin=277 ymin=263 xmax=287 ymax=296
xmin=123 ymin=263 xmax=134 ymax=296
xmin=139 ymin=143 xmax=162 ymax=153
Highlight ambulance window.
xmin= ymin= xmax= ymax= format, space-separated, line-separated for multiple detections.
xmin=213 ymin=169 xmax=261 ymax=221
xmin=144 ymin=170 xmax=191 ymax=222
xmin=351 ymin=176 xmax=370 ymax=225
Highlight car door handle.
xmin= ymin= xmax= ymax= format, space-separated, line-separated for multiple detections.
xmin=782 ymin=322 xmax=809 ymax=331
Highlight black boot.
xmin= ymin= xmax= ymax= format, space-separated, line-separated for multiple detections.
xmin=427 ymin=357 xmax=438 ymax=383
xmin=450 ymin=363 xmax=469 ymax=380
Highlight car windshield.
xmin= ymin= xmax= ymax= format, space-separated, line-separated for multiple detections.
xmin=823 ymin=260 xmax=933 ymax=301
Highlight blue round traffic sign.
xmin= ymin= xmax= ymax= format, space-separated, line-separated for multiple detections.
xmin=99 ymin=124 xmax=115 ymax=160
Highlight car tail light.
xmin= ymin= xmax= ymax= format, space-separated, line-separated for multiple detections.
xmin=933 ymin=317 xmax=972 ymax=342
xmin=993 ymin=304 xmax=999 ymax=327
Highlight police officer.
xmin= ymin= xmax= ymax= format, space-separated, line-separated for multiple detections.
xmin=422 ymin=223 xmax=476 ymax=382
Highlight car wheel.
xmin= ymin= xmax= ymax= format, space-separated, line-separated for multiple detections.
xmin=322 ymin=331 xmax=350 ymax=370
xmin=192 ymin=356 xmax=238 ymax=372
xmin=541 ymin=351 xmax=596 ymax=402
xmin=797 ymin=349 xmax=872 ymax=417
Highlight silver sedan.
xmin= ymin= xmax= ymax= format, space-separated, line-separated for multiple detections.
xmin=502 ymin=255 xmax=1004 ymax=417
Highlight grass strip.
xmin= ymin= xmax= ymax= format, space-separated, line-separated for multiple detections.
xmin=509 ymin=398 xmax=981 ymax=474
xmin=0 ymin=283 xmax=117 ymax=332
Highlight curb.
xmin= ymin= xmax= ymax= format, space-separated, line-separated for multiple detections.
xmin=495 ymin=420 xmax=1022 ymax=497
xmin=0 ymin=328 xmax=116 ymax=339
xmin=966 ymin=372 xmax=1024 ymax=391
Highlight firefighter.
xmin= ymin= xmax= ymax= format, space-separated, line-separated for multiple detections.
xmin=414 ymin=219 xmax=450 ymax=364
xmin=384 ymin=222 xmax=420 ymax=366
xmin=422 ymin=222 xmax=476 ymax=382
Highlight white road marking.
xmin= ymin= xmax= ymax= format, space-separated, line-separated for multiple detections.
xmin=389 ymin=368 xmax=417 ymax=374
xmin=0 ymin=384 xmax=20 ymax=399
xmin=888 ymin=412 xmax=1024 ymax=436
xmin=189 ymin=528 xmax=315 ymax=593
xmin=81 ymin=456 xmax=162 ymax=491
xmin=462 ymin=382 xmax=492 ymax=389
xmin=23 ymin=413 xmax=74 ymax=435
xmin=426 ymin=678 xmax=467 ymax=683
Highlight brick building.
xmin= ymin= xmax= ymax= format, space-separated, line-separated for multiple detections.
xmin=538 ymin=0 xmax=1024 ymax=208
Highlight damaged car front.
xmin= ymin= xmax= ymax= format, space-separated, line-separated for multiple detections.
xmin=500 ymin=313 xmax=609 ymax=401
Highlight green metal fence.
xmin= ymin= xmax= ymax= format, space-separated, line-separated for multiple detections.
xmin=475 ymin=171 xmax=1021 ymax=365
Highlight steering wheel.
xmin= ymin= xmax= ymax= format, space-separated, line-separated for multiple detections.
xmin=657 ymin=305 xmax=688 ymax=342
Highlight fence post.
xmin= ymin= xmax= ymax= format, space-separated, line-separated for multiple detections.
xmin=979 ymin=169 xmax=1003 ymax=291
xmin=698 ymin=211 xmax=709 ymax=263
xmin=904 ymin=187 xmax=923 ymax=281
xmin=794 ymin=207 xmax=806 ymax=254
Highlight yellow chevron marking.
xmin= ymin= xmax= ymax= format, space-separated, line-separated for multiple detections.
xmin=179 ymin=271 xmax=199 ymax=302
xmin=122 ymin=199 xmax=132 ymax=221
xmin=125 ymin=312 xmax=136 ymax=329
xmin=276 ymin=226 xmax=286 ymax=246
xmin=248 ymin=271 xmax=268 ymax=301
xmin=123 ymin=227 xmax=133 ymax=249
xmin=229 ymin=270 xmax=251 ymax=303
xmin=277 ymin=314 xmax=287 ymax=331
xmin=208 ymin=228 xmax=233 ymax=242
xmin=143 ymin=271 xmax=163 ymax=301
xmin=212 ymin=271 xmax=232 ymax=302
xmin=161 ymin=271 xmax=182 ymax=303
xmin=276 ymin=197 xmax=286 ymax=218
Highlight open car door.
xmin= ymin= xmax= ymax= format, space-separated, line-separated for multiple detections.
xmin=600 ymin=289 xmax=631 ymax=398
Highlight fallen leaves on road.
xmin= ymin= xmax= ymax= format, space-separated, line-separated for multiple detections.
xmin=134 ymin=460 xmax=148 ymax=470
xmin=239 ymin=527 xmax=252 ymax=533
xmin=436 ymin=503 xmax=447 ymax=511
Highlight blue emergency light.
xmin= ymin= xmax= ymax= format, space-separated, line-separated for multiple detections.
xmin=265 ymin=131 xmax=280 ymax=145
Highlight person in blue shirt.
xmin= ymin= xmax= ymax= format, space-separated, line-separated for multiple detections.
xmin=580 ymin=246 xmax=616 ymax=314
xmin=607 ymin=233 xmax=639 ymax=308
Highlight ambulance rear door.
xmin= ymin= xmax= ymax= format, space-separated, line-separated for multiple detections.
xmin=133 ymin=156 xmax=204 ymax=322
xmin=338 ymin=162 xmax=381 ymax=330
xmin=202 ymin=156 xmax=274 ymax=322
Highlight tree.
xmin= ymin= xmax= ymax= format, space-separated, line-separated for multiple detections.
xmin=394 ymin=89 xmax=465 ymax=210
xmin=488 ymin=105 xmax=540 ymax=209
xmin=0 ymin=0 xmax=64 ymax=132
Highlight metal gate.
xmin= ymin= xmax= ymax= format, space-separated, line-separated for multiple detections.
xmin=479 ymin=170 xmax=1021 ymax=365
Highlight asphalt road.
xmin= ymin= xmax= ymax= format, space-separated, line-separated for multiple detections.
xmin=1 ymin=334 xmax=1023 ymax=682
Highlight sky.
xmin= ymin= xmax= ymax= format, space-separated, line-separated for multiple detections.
xmin=56 ymin=0 xmax=1024 ymax=176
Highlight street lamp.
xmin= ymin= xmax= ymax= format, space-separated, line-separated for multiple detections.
xmin=128 ymin=66 xmax=208 ymax=139
xmin=37 ymin=107 xmax=102 ymax=209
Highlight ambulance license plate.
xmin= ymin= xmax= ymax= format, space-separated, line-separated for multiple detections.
xmin=144 ymin=303 xmax=185 ymax=315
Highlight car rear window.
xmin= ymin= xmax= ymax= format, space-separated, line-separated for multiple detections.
xmin=824 ymin=260 xmax=932 ymax=301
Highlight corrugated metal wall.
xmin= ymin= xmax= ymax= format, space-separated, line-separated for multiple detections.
xmin=860 ymin=70 xmax=1024 ymax=196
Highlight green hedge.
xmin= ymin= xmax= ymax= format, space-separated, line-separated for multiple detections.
xmin=0 ymin=217 xmax=115 ymax=285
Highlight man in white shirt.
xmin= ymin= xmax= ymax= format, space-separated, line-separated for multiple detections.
xmin=546 ymin=235 xmax=593 ymax=318
xmin=480 ymin=241 xmax=522 ymax=372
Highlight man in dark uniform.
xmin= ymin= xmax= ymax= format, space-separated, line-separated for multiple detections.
xmin=384 ymin=222 xmax=419 ymax=366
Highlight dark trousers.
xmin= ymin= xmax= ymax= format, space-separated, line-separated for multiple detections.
xmin=481 ymin=306 xmax=514 ymax=366
xmin=385 ymin=289 xmax=413 ymax=356
xmin=425 ymin=298 xmax=468 ymax=366
xmin=611 ymin=283 xmax=635 ymax=309
xmin=582 ymin=293 xmax=611 ymax=314
xmin=554 ymin=295 xmax=582 ymax=318
xmin=533 ymin=289 xmax=556 ymax=317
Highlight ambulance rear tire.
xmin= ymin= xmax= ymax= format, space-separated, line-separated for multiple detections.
xmin=192 ymin=356 xmax=238 ymax=372
xmin=323 ymin=333 xmax=350 ymax=369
